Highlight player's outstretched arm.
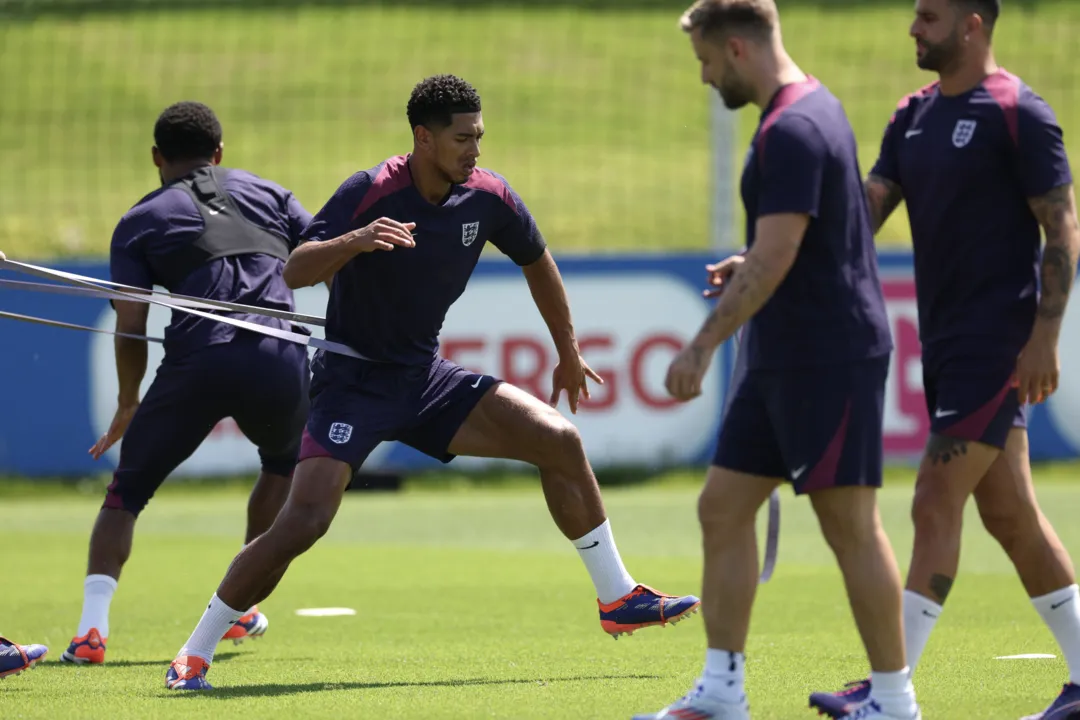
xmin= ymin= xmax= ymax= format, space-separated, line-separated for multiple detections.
xmin=282 ymin=218 xmax=416 ymax=289
xmin=865 ymin=174 xmax=903 ymax=234
xmin=521 ymin=249 xmax=603 ymax=414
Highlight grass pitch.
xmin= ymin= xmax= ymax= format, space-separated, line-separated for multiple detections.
xmin=2 ymin=466 xmax=1079 ymax=718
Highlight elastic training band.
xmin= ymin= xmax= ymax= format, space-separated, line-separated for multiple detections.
xmin=0 ymin=258 xmax=373 ymax=361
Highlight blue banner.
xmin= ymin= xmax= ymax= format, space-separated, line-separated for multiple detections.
xmin=1 ymin=251 xmax=1076 ymax=477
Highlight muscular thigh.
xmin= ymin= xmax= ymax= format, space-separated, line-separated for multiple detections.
xmin=445 ymin=381 xmax=567 ymax=464
xmin=973 ymin=428 xmax=1037 ymax=520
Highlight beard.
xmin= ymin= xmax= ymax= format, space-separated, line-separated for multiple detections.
xmin=717 ymin=75 xmax=755 ymax=110
xmin=917 ymin=28 xmax=963 ymax=72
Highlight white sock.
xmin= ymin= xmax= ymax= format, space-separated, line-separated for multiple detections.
xmin=870 ymin=668 xmax=918 ymax=718
xmin=1032 ymin=584 xmax=1080 ymax=684
xmin=903 ymin=590 xmax=942 ymax=674
xmin=572 ymin=519 xmax=636 ymax=604
xmin=77 ymin=574 xmax=118 ymax=638
xmin=178 ymin=594 xmax=245 ymax=664
xmin=701 ymin=649 xmax=746 ymax=704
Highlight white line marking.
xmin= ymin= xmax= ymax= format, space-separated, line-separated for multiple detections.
xmin=994 ymin=653 xmax=1056 ymax=660
xmin=295 ymin=607 xmax=357 ymax=617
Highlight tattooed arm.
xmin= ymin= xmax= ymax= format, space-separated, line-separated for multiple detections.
xmin=1030 ymin=184 xmax=1080 ymax=325
xmin=692 ymin=213 xmax=808 ymax=350
xmin=865 ymin=174 xmax=904 ymax=234
xmin=664 ymin=214 xmax=807 ymax=400
xmin=1014 ymin=184 xmax=1080 ymax=405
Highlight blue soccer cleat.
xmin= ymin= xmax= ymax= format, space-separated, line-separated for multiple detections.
xmin=1020 ymin=683 xmax=1080 ymax=719
xmin=810 ymin=678 xmax=872 ymax=717
xmin=599 ymin=584 xmax=701 ymax=639
xmin=0 ymin=637 xmax=48 ymax=679
xmin=165 ymin=655 xmax=213 ymax=691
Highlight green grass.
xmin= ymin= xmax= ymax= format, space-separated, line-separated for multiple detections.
xmin=1 ymin=3 xmax=1079 ymax=259
xmin=2 ymin=465 xmax=1080 ymax=718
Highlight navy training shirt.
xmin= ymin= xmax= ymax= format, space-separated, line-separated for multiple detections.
xmin=739 ymin=77 xmax=894 ymax=371
xmin=109 ymin=167 xmax=311 ymax=360
xmin=303 ymin=154 xmax=548 ymax=366
xmin=871 ymin=69 xmax=1073 ymax=350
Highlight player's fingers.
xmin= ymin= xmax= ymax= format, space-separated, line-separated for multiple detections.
xmin=548 ymin=384 xmax=560 ymax=407
xmin=584 ymin=364 xmax=604 ymax=385
xmin=379 ymin=229 xmax=415 ymax=247
xmin=371 ymin=240 xmax=395 ymax=252
xmin=376 ymin=217 xmax=415 ymax=232
xmin=568 ymin=385 xmax=580 ymax=415
xmin=703 ymin=288 xmax=724 ymax=298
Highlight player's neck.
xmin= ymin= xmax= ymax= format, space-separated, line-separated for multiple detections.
xmin=160 ymin=160 xmax=213 ymax=185
xmin=407 ymin=154 xmax=452 ymax=206
xmin=753 ymin=52 xmax=807 ymax=110
xmin=937 ymin=52 xmax=998 ymax=97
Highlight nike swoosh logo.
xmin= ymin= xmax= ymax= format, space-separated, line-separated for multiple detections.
xmin=934 ymin=408 xmax=959 ymax=419
xmin=791 ymin=464 xmax=808 ymax=480
xmin=575 ymin=541 xmax=600 ymax=550
xmin=905 ymin=129 xmax=923 ymax=139
xmin=471 ymin=376 xmax=483 ymax=388
xmin=1052 ymin=597 xmax=1075 ymax=610
xmin=922 ymin=609 xmax=939 ymax=618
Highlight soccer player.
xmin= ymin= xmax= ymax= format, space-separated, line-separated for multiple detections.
xmin=60 ymin=102 xmax=313 ymax=664
xmin=635 ymin=2 xmax=921 ymax=719
xmin=808 ymin=1 xmax=1080 ymax=718
xmin=162 ymin=74 xmax=701 ymax=691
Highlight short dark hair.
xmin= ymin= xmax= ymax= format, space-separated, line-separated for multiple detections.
xmin=679 ymin=0 xmax=778 ymax=42
xmin=406 ymin=74 xmax=482 ymax=130
xmin=153 ymin=101 xmax=222 ymax=162
xmin=952 ymin=0 xmax=1000 ymax=34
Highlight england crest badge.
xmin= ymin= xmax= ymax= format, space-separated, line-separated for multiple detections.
xmin=461 ymin=221 xmax=480 ymax=247
xmin=952 ymin=119 xmax=977 ymax=148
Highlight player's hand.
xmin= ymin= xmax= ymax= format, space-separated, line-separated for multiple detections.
xmin=549 ymin=352 xmax=604 ymax=415
xmin=347 ymin=218 xmax=417 ymax=253
xmin=89 ymin=401 xmax=140 ymax=460
xmin=703 ymin=254 xmax=745 ymax=298
xmin=1014 ymin=324 xmax=1060 ymax=405
xmin=665 ymin=343 xmax=712 ymax=401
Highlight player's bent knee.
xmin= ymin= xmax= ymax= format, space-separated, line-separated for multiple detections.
xmin=534 ymin=417 xmax=584 ymax=466
xmin=275 ymin=502 xmax=335 ymax=553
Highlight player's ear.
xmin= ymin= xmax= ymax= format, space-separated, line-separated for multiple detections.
xmin=212 ymin=143 xmax=223 ymax=165
xmin=151 ymin=146 xmax=164 ymax=169
xmin=413 ymin=124 xmax=433 ymax=152
xmin=963 ymin=10 xmax=982 ymax=39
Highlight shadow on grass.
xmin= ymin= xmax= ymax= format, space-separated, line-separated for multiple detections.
xmin=166 ymin=673 xmax=666 ymax=699
xmin=42 ymin=650 xmax=247 ymax=669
